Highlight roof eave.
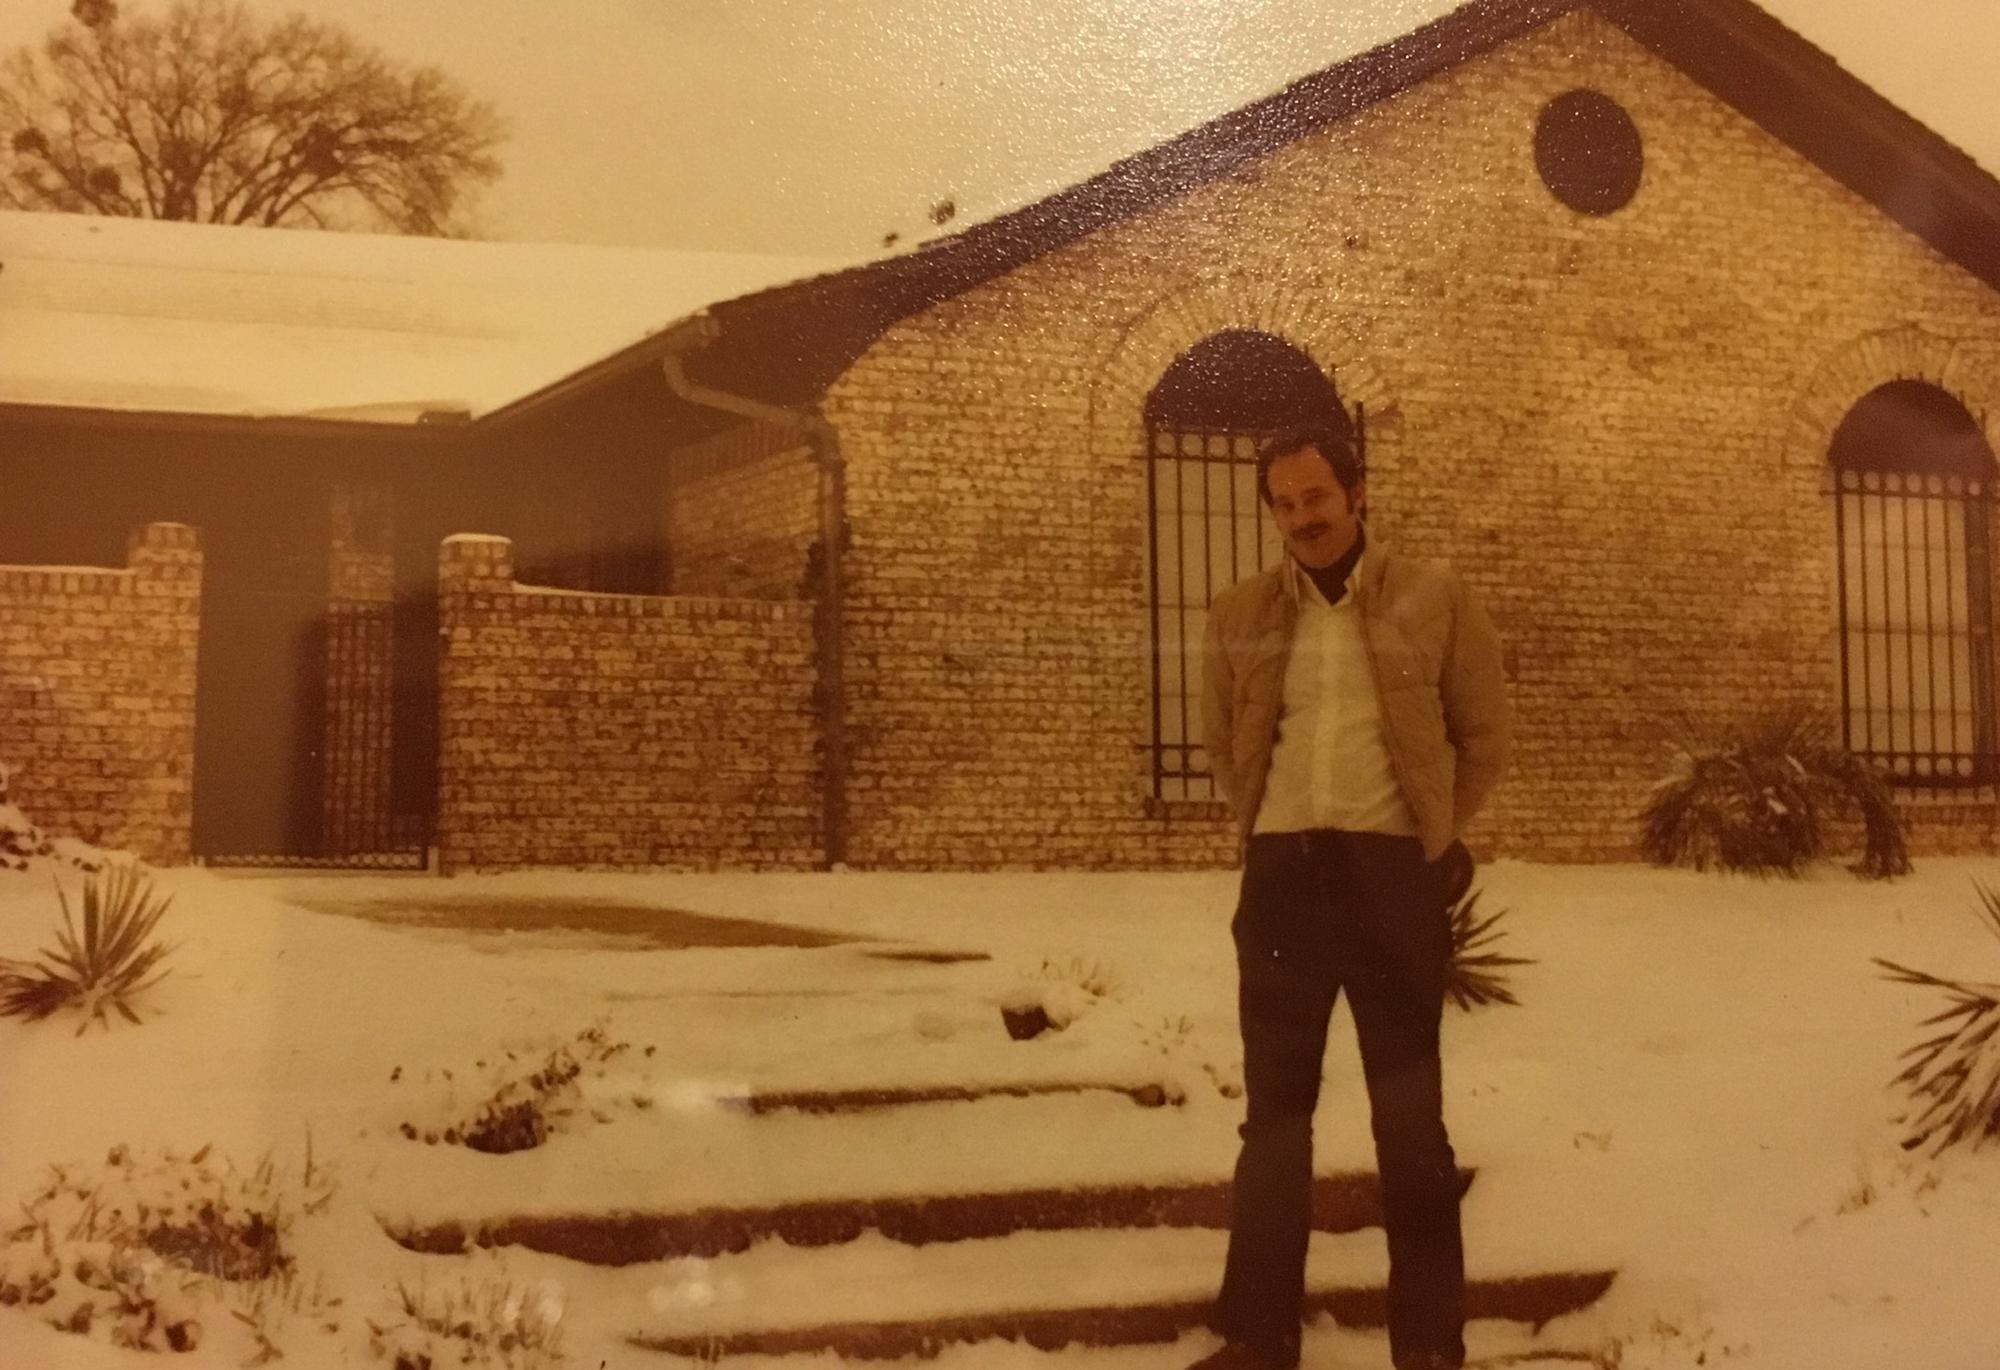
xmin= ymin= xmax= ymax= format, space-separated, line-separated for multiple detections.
xmin=1596 ymin=0 xmax=2000 ymax=295
xmin=0 ymin=399 xmax=460 ymax=442
xmin=472 ymin=314 xmax=711 ymax=431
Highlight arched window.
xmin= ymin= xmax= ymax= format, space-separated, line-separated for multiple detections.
xmin=1831 ymin=380 xmax=1999 ymax=785
xmin=1141 ymin=330 xmax=1354 ymax=800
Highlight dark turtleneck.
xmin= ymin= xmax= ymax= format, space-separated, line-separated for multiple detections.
xmin=1299 ymin=525 xmax=1365 ymax=606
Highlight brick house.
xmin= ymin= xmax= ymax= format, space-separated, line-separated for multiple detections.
xmin=7 ymin=0 xmax=2000 ymax=873
xmin=0 ymin=215 xmax=840 ymax=867
xmin=668 ymin=0 xmax=2000 ymax=870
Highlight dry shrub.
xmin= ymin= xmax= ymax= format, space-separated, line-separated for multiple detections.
xmin=368 ymin=1273 xmax=565 ymax=1370
xmin=396 ymin=1024 xmax=633 ymax=1153
xmin=0 ymin=760 xmax=107 ymax=874
xmin=0 ymin=1141 xmax=339 ymax=1359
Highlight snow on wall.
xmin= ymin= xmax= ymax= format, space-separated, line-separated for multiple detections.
xmin=434 ymin=535 xmax=823 ymax=872
xmin=0 ymin=523 xmax=200 ymax=862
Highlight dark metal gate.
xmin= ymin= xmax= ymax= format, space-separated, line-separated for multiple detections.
xmin=314 ymin=600 xmax=431 ymax=866
xmin=192 ymin=483 xmax=431 ymax=870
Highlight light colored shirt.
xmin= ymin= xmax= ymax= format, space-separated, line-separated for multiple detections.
xmin=1252 ymin=551 xmax=1419 ymax=837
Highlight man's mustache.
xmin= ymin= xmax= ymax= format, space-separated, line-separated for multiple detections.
xmin=1291 ymin=523 xmax=1331 ymax=540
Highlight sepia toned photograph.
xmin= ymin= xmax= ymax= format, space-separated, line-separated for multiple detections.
xmin=3 ymin=0 xmax=2000 ymax=1365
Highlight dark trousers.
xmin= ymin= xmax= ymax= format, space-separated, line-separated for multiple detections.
xmin=1215 ymin=830 xmax=1465 ymax=1370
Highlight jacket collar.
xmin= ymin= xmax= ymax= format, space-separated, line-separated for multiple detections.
xmin=1280 ymin=532 xmax=1384 ymax=608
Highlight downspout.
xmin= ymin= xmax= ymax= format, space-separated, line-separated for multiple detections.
xmin=659 ymin=317 xmax=850 ymax=870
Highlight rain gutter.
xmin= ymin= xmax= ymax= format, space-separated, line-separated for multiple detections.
xmin=659 ymin=316 xmax=850 ymax=871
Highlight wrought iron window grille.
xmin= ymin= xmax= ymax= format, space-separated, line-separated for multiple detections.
xmin=1829 ymin=383 xmax=2000 ymax=789
xmin=1141 ymin=405 xmax=1367 ymax=802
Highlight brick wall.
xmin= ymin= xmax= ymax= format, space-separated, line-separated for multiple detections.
xmin=819 ymin=10 xmax=2000 ymax=868
xmin=434 ymin=534 xmax=822 ymax=871
xmin=0 ymin=523 xmax=201 ymax=863
xmin=669 ymin=422 xmax=821 ymax=599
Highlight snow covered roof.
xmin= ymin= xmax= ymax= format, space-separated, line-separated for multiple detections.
xmin=0 ymin=210 xmax=850 ymax=425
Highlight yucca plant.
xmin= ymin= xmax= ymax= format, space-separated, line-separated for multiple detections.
xmin=0 ymin=863 xmax=176 ymax=1031
xmin=1639 ymin=709 xmax=1910 ymax=879
xmin=1873 ymin=881 xmax=2000 ymax=1153
xmin=1447 ymin=889 xmax=1533 ymax=1011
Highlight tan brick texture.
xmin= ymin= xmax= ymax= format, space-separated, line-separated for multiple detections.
xmin=435 ymin=534 xmax=822 ymax=872
xmin=0 ymin=523 xmax=202 ymax=863
xmin=668 ymin=423 xmax=820 ymax=600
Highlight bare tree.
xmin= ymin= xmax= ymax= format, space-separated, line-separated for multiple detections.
xmin=0 ymin=0 xmax=505 ymax=235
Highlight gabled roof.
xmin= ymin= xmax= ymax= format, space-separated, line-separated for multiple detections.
xmin=0 ymin=209 xmax=845 ymax=427
xmin=698 ymin=0 xmax=2000 ymax=406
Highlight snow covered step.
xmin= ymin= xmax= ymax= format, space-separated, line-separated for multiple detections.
xmin=387 ymin=1166 xmax=1476 ymax=1263
xmin=374 ymin=1090 xmax=1268 ymax=1224
xmin=740 ymin=1078 xmax=1172 ymax=1114
xmin=607 ymin=1225 xmax=1615 ymax=1360
xmin=625 ymin=1277 xmax=1614 ymax=1361
xmin=554 ymin=966 xmax=1174 ymax=1098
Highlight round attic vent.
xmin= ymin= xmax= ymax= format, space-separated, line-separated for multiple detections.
xmin=1534 ymin=89 xmax=1644 ymax=215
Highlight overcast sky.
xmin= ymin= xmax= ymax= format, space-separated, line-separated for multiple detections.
xmin=2 ymin=0 xmax=1996 ymax=255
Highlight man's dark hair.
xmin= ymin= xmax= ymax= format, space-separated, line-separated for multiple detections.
xmin=1254 ymin=423 xmax=1363 ymax=506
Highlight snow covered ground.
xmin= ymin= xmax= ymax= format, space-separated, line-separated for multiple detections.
xmin=3 ymin=855 xmax=1998 ymax=1369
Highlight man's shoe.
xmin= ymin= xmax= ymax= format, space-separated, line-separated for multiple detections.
xmin=1394 ymin=1354 xmax=1464 ymax=1370
xmin=1185 ymin=1341 xmax=1297 ymax=1370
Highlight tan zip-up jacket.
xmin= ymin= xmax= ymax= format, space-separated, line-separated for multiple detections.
xmin=1199 ymin=542 xmax=1511 ymax=860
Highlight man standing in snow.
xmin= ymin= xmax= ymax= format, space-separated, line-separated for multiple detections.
xmin=1191 ymin=421 xmax=1510 ymax=1370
